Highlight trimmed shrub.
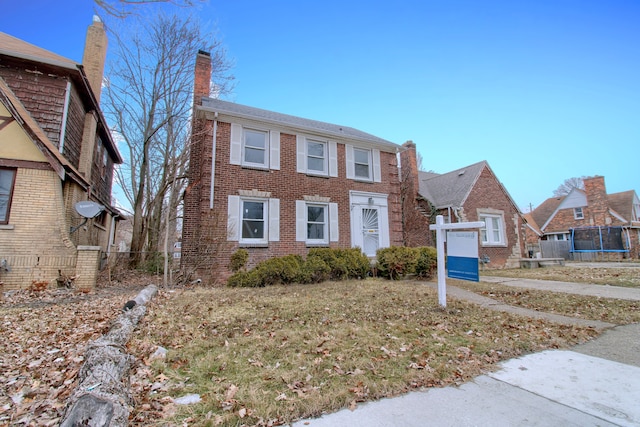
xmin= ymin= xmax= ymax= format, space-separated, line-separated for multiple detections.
xmin=229 ymin=249 xmax=249 ymax=272
xmin=376 ymin=246 xmax=418 ymax=280
xmin=226 ymin=247 xmax=371 ymax=287
xmin=415 ymin=246 xmax=438 ymax=279
xmin=298 ymin=256 xmax=331 ymax=284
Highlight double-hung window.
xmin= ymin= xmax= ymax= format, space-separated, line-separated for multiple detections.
xmin=0 ymin=168 xmax=16 ymax=225
xmin=243 ymin=129 xmax=268 ymax=167
xmin=574 ymin=207 xmax=584 ymax=220
xmin=354 ymin=148 xmax=371 ymax=180
xmin=228 ymin=194 xmax=280 ymax=245
xmin=346 ymin=145 xmax=381 ymax=182
xmin=306 ymin=204 xmax=328 ymax=244
xmin=296 ymin=135 xmax=337 ymax=177
xmin=479 ymin=214 xmax=504 ymax=245
xmin=230 ymin=123 xmax=280 ymax=170
xmin=241 ymin=199 xmax=267 ymax=243
xmin=307 ymin=140 xmax=327 ymax=174
xmin=296 ymin=200 xmax=338 ymax=244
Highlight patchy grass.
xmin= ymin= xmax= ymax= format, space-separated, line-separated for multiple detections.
xmin=452 ymin=279 xmax=640 ymax=325
xmin=129 ymin=279 xmax=600 ymax=426
xmin=481 ymin=264 xmax=640 ymax=288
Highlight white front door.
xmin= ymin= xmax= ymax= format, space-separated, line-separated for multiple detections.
xmin=349 ymin=191 xmax=390 ymax=256
xmin=361 ymin=207 xmax=380 ymax=257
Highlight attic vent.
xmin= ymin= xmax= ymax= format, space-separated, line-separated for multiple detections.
xmin=458 ymin=170 xmax=465 ymax=176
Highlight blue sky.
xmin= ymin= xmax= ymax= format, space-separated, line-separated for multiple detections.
xmin=2 ymin=0 xmax=639 ymax=212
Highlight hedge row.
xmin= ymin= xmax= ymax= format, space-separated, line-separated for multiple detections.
xmin=227 ymin=248 xmax=371 ymax=287
xmin=226 ymin=246 xmax=438 ymax=287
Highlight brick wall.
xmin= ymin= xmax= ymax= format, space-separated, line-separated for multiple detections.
xmin=460 ymin=167 xmax=524 ymax=268
xmin=0 ymin=168 xmax=77 ymax=290
xmin=182 ymin=119 xmax=402 ymax=283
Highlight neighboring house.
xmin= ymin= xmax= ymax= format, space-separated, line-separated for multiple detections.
xmin=0 ymin=18 xmax=122 ymax=290
xmin=181 ymin=51 xmax=403 ymax=282
xmin=527 ymin=176 xmax=640 ymax=259
xmin=400 ymin=142 xmax=525 ymax=269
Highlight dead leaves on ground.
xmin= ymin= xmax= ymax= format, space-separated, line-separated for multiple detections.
xmin=0 ymin=284 xmax=146 ymax=426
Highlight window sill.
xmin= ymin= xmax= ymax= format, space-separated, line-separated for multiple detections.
xmin=0 ymin=224 xmax=15 ymax=230
xmin=305 ymin=172 xmax=330 ymax=178
xmin=306 ymin=243 xmax=330 ymax=247
xmin=239 ymin=243 xmax=269 ymax=248
xmin=481 ymin=243 xmax=507 ymax=248
xmin=241 ymin=165 xmax=271 ymax=172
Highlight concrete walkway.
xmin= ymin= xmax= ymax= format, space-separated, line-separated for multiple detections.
xmin=292 ymin=277 xmax=640 ymax=427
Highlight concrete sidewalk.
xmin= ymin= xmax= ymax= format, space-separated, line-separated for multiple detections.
xmin=292 ymin=278 xmax=640 ymax=426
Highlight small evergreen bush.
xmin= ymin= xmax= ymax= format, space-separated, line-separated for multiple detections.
xmin=376 ymin=246 xmax=418 ymax=280
xmin=229 ymin=249 xmax=249 ymax=272
xmin=415 ymin=246 xmax=438 ymax=279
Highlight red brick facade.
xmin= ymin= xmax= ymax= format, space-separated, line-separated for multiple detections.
xmin=182 ymin=53 xmax=403 ymax=283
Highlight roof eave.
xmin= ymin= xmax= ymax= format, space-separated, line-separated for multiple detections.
xmin=197 ymin=104 xmax=400 ymax=152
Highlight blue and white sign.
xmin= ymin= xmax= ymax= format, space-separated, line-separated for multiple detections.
xmin=447 ymin=231 xmax=479 ymax=282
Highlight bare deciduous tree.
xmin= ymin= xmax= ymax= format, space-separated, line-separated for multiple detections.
xmin=553 ymin=176 xmax=587 ymax=197
xmin=103 ymin=12 xmax=233 ymax=269
xmin=94 ymin=0 xmax=204 ymax=18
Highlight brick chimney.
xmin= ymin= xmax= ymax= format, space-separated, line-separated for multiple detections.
xmin=583 ymin=176 xmax=610 ymax=225
xmin=194 ymin=50 xmax=212 ymax=105
xmin=400 ymin=141 xmax=419 ymax=192
xmin=81 ymin=15 xmax=107 ymax=103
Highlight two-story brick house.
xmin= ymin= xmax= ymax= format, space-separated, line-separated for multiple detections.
xmin=527 ymin=176 xmax=640 ymax=259
xmin=0 ymin=18 xmax=122 ymax=290
xmin=400 ymin=142 xmax=525 ymax=268
xmin=181 ymin=51 xmax=403 ymax=282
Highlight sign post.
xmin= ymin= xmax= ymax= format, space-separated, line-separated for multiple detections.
xmin=429 ymin=215 xmax=485 ymax=307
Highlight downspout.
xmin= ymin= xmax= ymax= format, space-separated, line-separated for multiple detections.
xmin=209 ymin=112 xmax=218 ymax=209
xmin=58 ymin=81 xmax=72 ymax=153
xmin=453 ymin=207 xmax=462 ymax=222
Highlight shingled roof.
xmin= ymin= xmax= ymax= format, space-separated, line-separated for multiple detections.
xmin=199 ymin=98 xmax=399 ymax=151
xmin=0 ymin=32 xmax=77 ymax=70
xmin=417 ymin=161 xmax=488 ymax=208
xmin=608 ymin=190 xmax=636 ymax=220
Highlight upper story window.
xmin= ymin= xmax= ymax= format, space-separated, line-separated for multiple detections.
xmin=296 ymin=135 xmax=337 ymax=177
xmin=346 ymin=145 xmax=381 ymax=182
xmin=479 ymin=213 xmax=505 ymax=246
xmin=230 ymin=123 xmax=280 ymax=170
xmin=354 ymin=148 xmax=372 ymax=180
xmin=0 ymin=168 xmax=17 ymax=225
xmin=243 ymin=129 xmax=268 ymax=166
xmin=307 ymin=140 xmax=327 ymax=174
xmin=574 ymin=207 xmax=584 ymax=219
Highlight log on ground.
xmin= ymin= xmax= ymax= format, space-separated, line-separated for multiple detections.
xmin=60 ymin=284 xmax=158 ymax=427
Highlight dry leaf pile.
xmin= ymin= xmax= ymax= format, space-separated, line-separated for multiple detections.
xmin=0 ymin=279 xmax=150 ymax=426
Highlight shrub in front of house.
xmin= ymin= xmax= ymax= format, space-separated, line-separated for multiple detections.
xmin=227 ymin=248 xmax=371 ymax=287
xmin=229 ymin=248 xmax=249 ymax=272
xmin=414 ymin=246 xmax=438 ymax=279
xmin=376 ymin=246 xmax=438 ymax=280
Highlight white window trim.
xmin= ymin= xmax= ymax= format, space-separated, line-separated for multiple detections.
xmin=479 ymin=212 xmax=506 ymax=246
xmin=296 ymin=135 xmax=337 ymax=177
xmin=346 ymin=145 xmax=381 ymax=182
xmin=296 ymin=200 xmax=339 ymax=244
xmin=230 ymin=123 xmax=280 ymax=170
xmin=574 ymin=207 xmax=584 ymax=219
xmin=228 ymin=195 xmax=279 ymax=244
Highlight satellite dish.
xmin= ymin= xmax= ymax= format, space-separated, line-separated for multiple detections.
xmin=75 ymin=201 xmax=105 ymax=219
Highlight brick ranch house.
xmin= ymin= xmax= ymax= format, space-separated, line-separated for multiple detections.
xmin=181 ymin=51 xmax=404 ymax=282
xmin=525 ymin=176 xmax=640 ymax=260
xmin=0 ymin=18 xmax=122 ymax=290
xmin=400 ymin=142 xmax=525 ymax=269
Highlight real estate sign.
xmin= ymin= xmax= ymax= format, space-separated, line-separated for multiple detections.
xmin=446 ymin=231 xmax=479 ymax=282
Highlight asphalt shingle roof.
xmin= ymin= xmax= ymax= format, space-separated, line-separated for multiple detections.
xmin=418 ymin=161 xmax=487 ymax=208
xmin=200 ymin=98 xmax=399 ymax=150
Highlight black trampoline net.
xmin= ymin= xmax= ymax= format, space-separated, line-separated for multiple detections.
xmin=571 ymin=226 xmax=626 ymax=252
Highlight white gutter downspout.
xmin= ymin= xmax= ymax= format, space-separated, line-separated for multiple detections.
xmin=58 ymin=81 xmax=72 ymax=153
xmin=209 ymin=112 xmax=218 ymax=209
